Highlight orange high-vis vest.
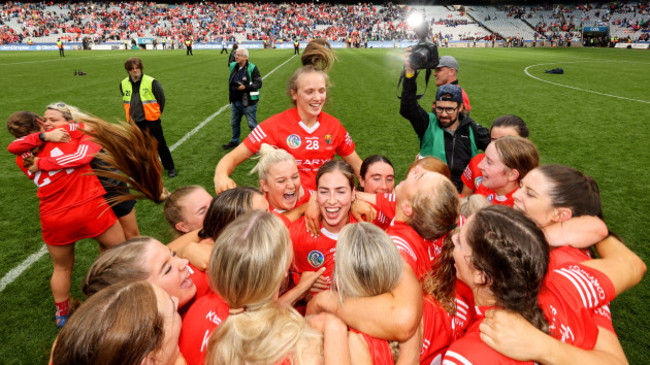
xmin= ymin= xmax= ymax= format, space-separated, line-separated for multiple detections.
xmin=121 ymin=75 xmax=161 ymax=122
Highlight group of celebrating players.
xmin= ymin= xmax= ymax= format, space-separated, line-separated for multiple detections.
xmin=6 ymin=39 xmax=645 ymax=364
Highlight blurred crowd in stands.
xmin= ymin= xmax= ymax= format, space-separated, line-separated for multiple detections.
xmin=1 ymin=1 xmax=648 ymax=45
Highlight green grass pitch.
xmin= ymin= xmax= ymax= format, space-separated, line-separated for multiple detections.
xmin=0 ymin=46 xmax=648 ymax=364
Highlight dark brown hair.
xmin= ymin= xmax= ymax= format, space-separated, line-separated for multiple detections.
xmin=82 ymin=237 xmax=153 ymax=297
xmin=537 ymin=164 xmax=603 ymax=218
xmin=81 ymin=117 xmax=166 ymax=204
xmin=466 ymin=205 xmax=549 ymax=332
xmin=492 ymin=136 xmax=539 ymax=182
xmin=124 ymin=57 xmax=143 ymax=71
xmin=491 ymin=114 xmax=529 ymax=138
xmin=6 ymin=111 xmax=41 ymax=138
xmin=358 ymin=155 xmax=393 ymax=192
xmin=164 ymin=185 xmax=208 ymax=231
xmin=6 ymin=111 xmax=43 ymax=168
xmin=53 ymin=280 xmax=164 ymax=365
xmin=198 ymin=186 xmax=263 ymax=240
xmin=316 ymin=160 xmax=355 ymax=190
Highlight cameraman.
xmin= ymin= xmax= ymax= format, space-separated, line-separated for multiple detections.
xmin=400 ymin=48 xmax=489 ymax=192
xmin=223 ymin=48 xmax=262 ymax=150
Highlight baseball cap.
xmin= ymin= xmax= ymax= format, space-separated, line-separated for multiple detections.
xmin=435 ymin=84 xmax=463 ymax=103
xmin=437 ymin=55 xmax=459 ymax=71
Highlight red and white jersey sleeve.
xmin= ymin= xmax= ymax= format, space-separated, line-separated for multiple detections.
xmin=461 ymin=153 xmax=484 ymax=192
xmin=178 ymin=292 xmax=230 ymax=365
xmin=539 ymin=263 xmax=616 ymax=349
xmin=375 ymin=193 xmax=396 ymax=224
xmin=17 ymin=136 xmax=105 ymax=215
xmin=443 ymin=307 xmax=534 ymax=365
xmin=244 ymin=108 xmax=356 ymax=191
xmin=475 ymin=184 xmax=516 ymax=207
xmin=548 ymin=247 xmax=615 ymax=334
xmin=420 ymin=295 xmax=455 ymax=365
xmin=8 ymin=123 xmax=82 ymax=155
xmin=289 ymin=217 xmax=339 ymax=292
xmin=387 ymin=221 xmax=428 ymax=280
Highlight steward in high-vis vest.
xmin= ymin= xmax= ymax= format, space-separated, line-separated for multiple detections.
xmin=57 ymin=39 xmax=64 ymax=57
xmin=400 ymin=74 xmax=489 ymax=192
xmin=119 ymin=57 xmax=176 ymax=177
xmin=222 ymin=47 xmax=263 ymax=149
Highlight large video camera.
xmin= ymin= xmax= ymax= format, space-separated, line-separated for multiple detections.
xmin=409 ymin=19 xmax=439 ymax=70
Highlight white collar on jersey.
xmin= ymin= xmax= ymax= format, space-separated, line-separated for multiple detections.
xmin=320 ymin=227 xmax=340 ymax=240
xmin=299 ymin=121 xmax=320 ymax=134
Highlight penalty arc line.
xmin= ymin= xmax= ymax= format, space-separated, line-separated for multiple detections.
xmin=523 ymin=61 xmax=650 ymax=105
xmin=0 ymin=54 xmax=297 ymax=294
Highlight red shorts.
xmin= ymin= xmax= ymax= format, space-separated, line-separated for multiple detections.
xmin=41 ymin=196 xmax=117 ymax=246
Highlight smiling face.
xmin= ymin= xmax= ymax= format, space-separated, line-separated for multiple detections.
xmin=360 ymin=161 xmax=395 ymax=194
xmin=142 ymin=239 xmax=196 ymax=308
xmin=260 ymin=159 xmax=301 ymax=211
xmin=478 ymin=143 xmax=513 ymax=191
xmin=177 ymin=188 xmax=213 ymax=233
xmin=513 ymin=168 xmax=557 ymax=228
xmin=291 ymin=71 xmax=327 ymax=124
xmin=41 ymin=109 xmax=69 ymax=131
xmin=317 ymin=170 xmax=353 ymax=233
xmin=152 ymin=284 xmax=182 ymax=365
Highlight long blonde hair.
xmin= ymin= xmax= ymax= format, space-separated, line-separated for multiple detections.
xmin=334 ymin=222 xmax=403 ymax=301
xmin=207 ymin=211 xmax=289 ymax=310
xmin=205 ymin=211 xmax=321 ymax=364
xmin=206 ymin=303 xmax=321 ymax=365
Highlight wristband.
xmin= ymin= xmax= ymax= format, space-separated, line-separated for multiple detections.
xmin=39 ymin=133 xmax=46 ymax=142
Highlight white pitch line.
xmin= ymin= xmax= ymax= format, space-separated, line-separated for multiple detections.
xmin=0 ymin=246 xmax=47 ymax=292
xmin=0 ymin=54 xmax=297 ymax=294
xmin=523 ymin=61 xmax=650 ymax=104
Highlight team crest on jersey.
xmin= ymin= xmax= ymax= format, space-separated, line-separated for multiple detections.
xmin=287 ymin=134 xmax=301 ymax=149
xmin=486 ymin=194 xmax=494 ymax=203
xmin=307 ymin=250 xmax=325 ymax=268
xmin=325 ymin=134 xmax=332 ymax=144
xmin=474 ymin=176 xmax=483 ymax=188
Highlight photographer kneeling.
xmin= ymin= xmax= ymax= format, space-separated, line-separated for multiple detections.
xmin=399 ymin=48 xmax=489 ymax=193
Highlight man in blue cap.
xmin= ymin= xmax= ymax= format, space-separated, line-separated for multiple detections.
xmin=400 ymin=63 xmax=489 ymax=192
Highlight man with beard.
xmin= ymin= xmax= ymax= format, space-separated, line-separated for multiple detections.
xmin=400 ymin=54 xmax=489 ymax=192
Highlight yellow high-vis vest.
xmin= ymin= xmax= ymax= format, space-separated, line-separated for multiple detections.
xmin=121 ymin=75 xmax=161 ymax=122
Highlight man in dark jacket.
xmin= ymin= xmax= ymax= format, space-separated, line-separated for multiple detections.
xmin=222 ymin=48 xmax=262 ymax=150
xmin=120 ymin=57 xmax=177 ymax=177
xmin=400 ymin=51 xmax=489 ymax=192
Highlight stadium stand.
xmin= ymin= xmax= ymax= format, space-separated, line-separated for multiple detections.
xmin=1 ymin=2 xmax=648 ymax=46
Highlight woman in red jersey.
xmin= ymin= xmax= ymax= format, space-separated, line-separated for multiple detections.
xmin=289 ymin=160 xmax=358 ymax=295
xmin=443 ymin=206 xmax=644 ymax=365
xmin=6 ymin=111 xmax=124 ymax=328
xmin=214 ymin=39 xmax=362 ymax=194
xmin=460 ymin=115 xmax=529 ymax=197
xmin=205 ymin=211 xmax=350 ymax=365
xmin=474 ymin=136 xmax=539 ymax=207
